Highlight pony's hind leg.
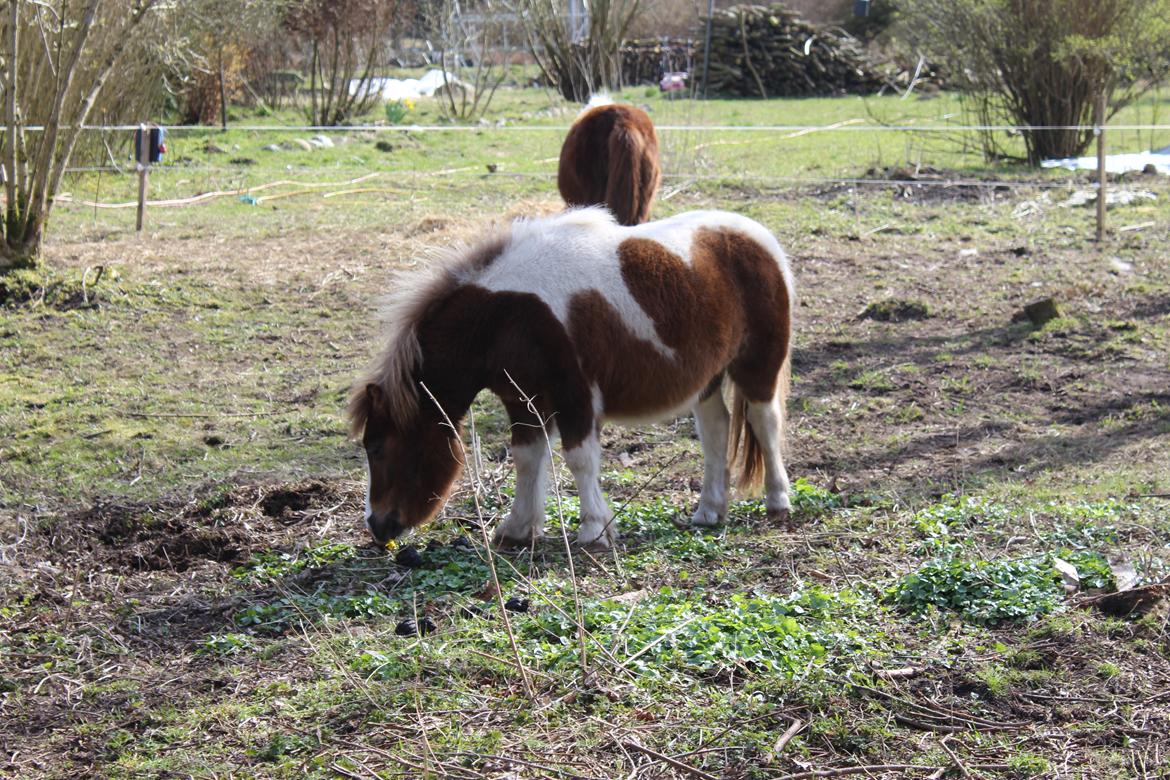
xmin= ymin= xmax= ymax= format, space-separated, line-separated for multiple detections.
xmin=564 ymin=429 xmax=616 ymax=549
xmin=691 ymin=383 xmax=731 ymax=527
xmin=745 ymin=394 xmax=792 ymax=522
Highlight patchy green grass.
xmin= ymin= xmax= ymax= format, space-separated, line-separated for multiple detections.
xmin=4 ymin=83 xmax=1170 ymax=779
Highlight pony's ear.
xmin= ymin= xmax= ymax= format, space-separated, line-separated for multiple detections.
xmin=347 ymin=382 xmax=384 ymax=439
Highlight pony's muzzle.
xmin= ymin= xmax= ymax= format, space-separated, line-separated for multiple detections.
xmin=366 ymin=509 xmax=404 ymax=545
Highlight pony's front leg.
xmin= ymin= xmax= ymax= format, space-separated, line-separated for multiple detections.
xmin=564 ymin=431 xmax=615 ymax=549
xmin=690 ymin=388 xmax=731 ymax=526
xmin=494 ymin=438 xmax=551 ymax=547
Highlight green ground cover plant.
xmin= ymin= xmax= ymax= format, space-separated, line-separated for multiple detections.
xmin=2 ymin=80 xmax=1169 ymax=778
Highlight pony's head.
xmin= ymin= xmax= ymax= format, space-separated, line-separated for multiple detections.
xmin=348 ymin=380 xmax=464 ymax=545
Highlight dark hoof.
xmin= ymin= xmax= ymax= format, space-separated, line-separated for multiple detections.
xmin=767 ymin=508 xmax=792 ymax=526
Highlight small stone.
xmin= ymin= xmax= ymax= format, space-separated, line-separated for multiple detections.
xmin=459 ymin=605 xmax=487 ymax=619
xmin=486 ymin=163 xmax=498 ymax=173
xmin=449 ymin=536 xmax=474 ymax=551
xmin=1053 ymin=558 xmax=1080 ymax=594
xmin=396 ymin=545 xmax=424 ymax=568
xmin=425 ymin=539 xmax=444 ymax=553
xmin=504 ymin=597 xmax=530 ymax=613
xmin=1018 ymin=298 xmax=1060 ymax=327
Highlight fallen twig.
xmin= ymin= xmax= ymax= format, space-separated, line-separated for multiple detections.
xmin=938 ymin=736 xmax=972 ymax=779
xmin=893 ymin=714 xmax=969 ymax=733
xmin=771 ymin=718 xmax=806 ymax=757
xmin=871 ymin=665 xmax=923 ymax=680
xmin=775 ymin=764 xmax=942 ymax=780
xmin=622 ymin=740 xmax=720 ymax=780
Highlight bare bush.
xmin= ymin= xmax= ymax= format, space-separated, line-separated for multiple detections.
xmin=284 ymin=0 xmax=405 ymax=126
xmin=427 ymin=0 xmax=518 ymax=121
xmin=518 ymin=0 xmax=644 ymax=101
xmin=172 ymin=0 xmax=290 ymax=125
xmin=1 ymin=0 xmax=168 ymax=268
xmin=899 ymin=0 xmax=1170 ymax=164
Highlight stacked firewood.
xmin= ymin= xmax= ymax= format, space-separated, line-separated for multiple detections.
xmin=619 ymin=38 xmax=699 ymax=87
xmin=701 ymin=4 xmax=885 ymax=97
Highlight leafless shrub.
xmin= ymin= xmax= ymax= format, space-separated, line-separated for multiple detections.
xmin=517 ymin=0 xmax=644 ymax=101
xmin=427 ymin=0 xmax=519 ymax=121
xmin=1 ymin=0 xmax=169 ymax=268
xmin=283 ymin=0 xmax=405 ymax=126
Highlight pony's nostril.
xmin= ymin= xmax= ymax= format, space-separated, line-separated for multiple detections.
xmin=367 ymin=510 xmax=404 ymax=544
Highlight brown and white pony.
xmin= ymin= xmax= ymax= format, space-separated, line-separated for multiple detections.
xmin=557 ymin=98 xmax=661 ymax=226
xmin=349 ymin=208 xmax=794 ymax=549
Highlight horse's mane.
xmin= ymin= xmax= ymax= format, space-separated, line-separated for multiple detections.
xmin=348 ymin=229 xmax=512 ymax=437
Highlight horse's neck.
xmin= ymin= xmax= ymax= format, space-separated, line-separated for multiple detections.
xmin=416 ymin=294 xmax=495 ymax=423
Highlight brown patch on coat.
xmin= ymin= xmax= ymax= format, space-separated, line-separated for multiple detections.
xmin=612 ymin=229 xmax=792 ymax=488
xmin=558 ymin=104 xmax=661 ymax=226
xmin=692 ymin=228 xmax=792 ymax=403
xmin=565 ymin=233 xmax=750 ymax=421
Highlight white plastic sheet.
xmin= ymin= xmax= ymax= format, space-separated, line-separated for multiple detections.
xmin=349 ymin=70 xmax=473 ymax=101
xmin=1042 ymin=146 xmax=1170 ymax=175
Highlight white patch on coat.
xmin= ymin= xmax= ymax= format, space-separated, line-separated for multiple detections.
xmin=467 ymin=207 xmax=794 ymax=425
xmin=364 ymin=457 xmax=374 ymax=531
xmin=476 ymin=208 xmax=676 ymax=360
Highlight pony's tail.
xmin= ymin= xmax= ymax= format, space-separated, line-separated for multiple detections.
xmin=729 ymin=386 xmax=763 ymax=492
xmin=729 ymin=356 xmax=790 ymax=491
xmin=605 ymin=122 xmax=659 ymax=226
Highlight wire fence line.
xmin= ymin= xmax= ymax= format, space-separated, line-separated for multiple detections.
xmin=39 ymin=116 xmax=1167 ymax=213
xmin=58 ymin=167 xmax=1120 ymax=190
xmin=53 ymin=169 xmax=1134 ymax=215
xmin=20 ymin=122 xmax=1170 ymax=133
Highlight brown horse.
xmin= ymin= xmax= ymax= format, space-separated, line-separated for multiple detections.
xmin=557 ymin=99 xmax=661 ymax=226
xmin=349 ymin=207 xmax=794 ymax=549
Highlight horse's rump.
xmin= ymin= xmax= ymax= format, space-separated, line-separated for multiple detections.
xmin=558 ymin=104 xmax=660 ymax=226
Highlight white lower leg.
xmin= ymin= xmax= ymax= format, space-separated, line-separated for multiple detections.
xmin=563 ymin=433 xmax=614 ymax=548
xmin=691 ymin=391 xmax=730 ymax=527
xmin=745 ymin=397 xmax=792 ymax=517
xmin=494 ymin=440 xmax=550 ymax=544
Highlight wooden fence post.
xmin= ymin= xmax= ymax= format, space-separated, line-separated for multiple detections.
xmin=136 ymin=123 xmax=149 ymax=232
xmin=1096 ymin=90 xmax=1107 ymax=242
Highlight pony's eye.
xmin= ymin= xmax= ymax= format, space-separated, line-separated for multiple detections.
xmin=367 ymin=442 xmax=384 ymax=459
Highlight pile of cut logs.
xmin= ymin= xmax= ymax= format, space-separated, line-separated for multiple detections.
xmin=701 ymin=4 xmax=885 ymax=97
xmin=619 ymin=38 xmax=698 ymax=87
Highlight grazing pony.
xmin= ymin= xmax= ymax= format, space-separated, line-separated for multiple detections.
xmin=349 ymin=208 xmax=794 ymax=549
xmin=557 ymin=99 xmax=661 ymax=226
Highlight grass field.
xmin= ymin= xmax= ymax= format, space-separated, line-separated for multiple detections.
xmin=2 ymin=83 xmax=1170 ymax=779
